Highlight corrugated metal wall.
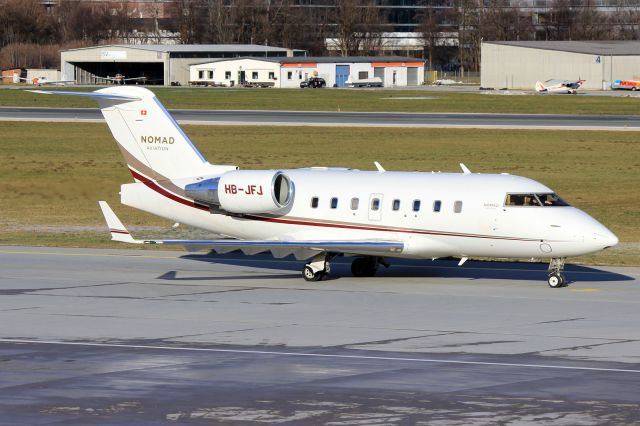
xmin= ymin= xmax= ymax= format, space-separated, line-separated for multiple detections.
xmin=481 ymin=43 xmax=640 ymax=90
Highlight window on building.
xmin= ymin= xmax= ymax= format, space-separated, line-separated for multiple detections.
xmin=330 ymin=197 xmax=338 ymax=209
xmin=371 ymin=198 xmax=380 ymax=211
xmin=433 ymin=200 xmax=441 ymax=212
xmin=252 ymin=71 xmax=258 ymax=79
xmin=268 ymin=72 xmax=275 ymax=80
xmin=413 ymin=200 xmax=421 ymax=212
xmin=198 ymin=70 xmax=204 ymax=79
xmin=298 ymin=71 xmax=303 ymax=79
xmin=311 ymin=197 xmax=319 ymax=208
xmin=359 ymin=71 xmax=368 ymax=79
xmin=392 ymin=199 xmax=400 ymax=211
xmin=454 ymin=201 xmax=463 ymax=213
xmin=350 ymin=197 xmax=359 ymax=210
xmin=208 ymin=71 xmax=213 ymax=79
xmin=287 ymin=71 xmax=293 ymax=80
xmin=225 ymin=71 xmax=231 ymax=79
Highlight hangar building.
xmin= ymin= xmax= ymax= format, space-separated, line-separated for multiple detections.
xmin=60 ymin=44 xmax=304 ymax=86
xmin=481 ymin=41 xmax=640 ymax=90
xmin=189 ymin=57 xmax=425 ymax=88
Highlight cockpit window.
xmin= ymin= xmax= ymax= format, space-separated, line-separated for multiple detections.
xmin=505 ymin=193 xmax=569 ymax=207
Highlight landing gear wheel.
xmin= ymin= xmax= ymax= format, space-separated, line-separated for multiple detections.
xmin=351 ymin=257 xmax=379 ymax=277
xmin=303 ymin=265 xmax=322 ymax=282
xmin=548 ymin=273 xmax=564 ymax=288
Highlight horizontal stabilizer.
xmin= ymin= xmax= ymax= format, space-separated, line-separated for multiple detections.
xmin=27 ymin=90 xmax=140 ymax=101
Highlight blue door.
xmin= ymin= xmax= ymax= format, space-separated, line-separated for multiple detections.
xmin=335 ymin=65 xmax=349 ymax=87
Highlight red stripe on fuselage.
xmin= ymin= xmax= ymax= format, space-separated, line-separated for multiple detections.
xmin=129 ymin=167 xmax=538 ymax=242
xmin=129 ymin=168 xmax=209 ymax=212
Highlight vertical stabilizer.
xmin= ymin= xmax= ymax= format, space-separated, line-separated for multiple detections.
xmin=93 ymin=86 xmax=210 ymax=181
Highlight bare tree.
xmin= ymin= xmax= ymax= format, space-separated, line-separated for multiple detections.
xmin=329 ymin=0 xmax=387 ymax=56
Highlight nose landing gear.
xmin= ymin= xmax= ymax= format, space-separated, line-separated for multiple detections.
xmin=547 ymin=257 xmax=567 ymax=288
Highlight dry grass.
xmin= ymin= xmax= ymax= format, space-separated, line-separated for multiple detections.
xmin=3 ymin=86 xmax=640 ymax=115
xmin=0 ymin=122 xmax=637 ymax=264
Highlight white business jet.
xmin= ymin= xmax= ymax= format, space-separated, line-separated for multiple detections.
xmin=33 ymin=87 xmax=618 ymax=287
xmin=535 ymin=79 xmax=585 ymax=94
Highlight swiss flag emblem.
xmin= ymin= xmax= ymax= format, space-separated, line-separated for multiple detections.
xmin=140 ymin=110 xmax=147 ymax=116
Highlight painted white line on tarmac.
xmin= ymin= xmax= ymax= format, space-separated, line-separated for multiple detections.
xmin=1 ymin=338 xmax=639 ymax=374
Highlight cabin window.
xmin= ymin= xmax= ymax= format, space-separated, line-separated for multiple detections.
xmin=371 ymin=198 xmax=380 ymax=211
xmin=351 ymin=197 xmax=359 ymax=210
xmin=392 ymin=199 xmax=400 ymax=211
xmin=198 ymin=70 xmax=204 ymax=79
xmin=269 ymin=72 xmax=275 ymax=79
xmin=505 ymin=193 xmax=569 ymax=207
xmin=311 ymin=197 xmax=319 ymax=208
xmin=412 ymin=200 xmax=421 ymax=212
xmin=433 ymin=200 xmax=441 ymax=212
xmin=225 ymin=71 xmax=231 ymax=79
xmin=252 ymin=71 xmax=258 ymax=79
xmin=454 ymin=200 xmax=463 ymax=213
xmin=359 ymin=71 xmax=369 ymax=79
xmin=331 ymin=197 xmax=338 ymax=209
xmin=208 ymin=71 xmax=214 ymax=79
xmin=287 ymin=71 xmax=293 ymax=79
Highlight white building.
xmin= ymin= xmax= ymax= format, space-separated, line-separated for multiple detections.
xmin=481 ymin=41 xmax=640 ymax=90
xmin=189 ymin=56 xmax=425 ymax=88
xmin=61 ymin=44 xmax=304 ymax=86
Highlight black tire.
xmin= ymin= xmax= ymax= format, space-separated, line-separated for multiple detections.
xmin=633 ymin=87 xmax=637 ymax=91
xmin=303 ymin=265 xmax=321 ymax=282
xmin=351 ymin=257 xmax=378 ymax=277
xmin=547 ymin=273 xmax=563 ymax=288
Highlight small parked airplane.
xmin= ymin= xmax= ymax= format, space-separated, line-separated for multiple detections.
xmin=7 ymin=75 xmax=74 ymax=86
xmin=97 ymin=74 xmax=147 ymax=85
xmin=32 ymin=87 xmax=618 ymax=287
xmin=535 ymin=79 xmax=585 ymax=94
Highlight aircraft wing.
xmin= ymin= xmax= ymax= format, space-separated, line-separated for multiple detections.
xmin=99 ymin=201 xmax=404 ymax=260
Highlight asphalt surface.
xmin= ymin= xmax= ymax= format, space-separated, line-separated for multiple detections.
xmin=3 ymin=106 xmax=640 ymax=129
xmin=1 ymin=246 xmax=639 ymax=424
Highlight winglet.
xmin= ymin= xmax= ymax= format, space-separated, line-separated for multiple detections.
xmin=374 ymin=161 xmax=386 ymax=172
xmin=98 ymin=201 xmax=140 ymax=244
xmin=459 ymin=163 xmax=471 ymax=174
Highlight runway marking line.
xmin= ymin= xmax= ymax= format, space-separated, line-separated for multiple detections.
xmin=0 ymin=338 xmax=638 ymax=374
xmin=0 ymin=250 xmax=177 ymax=260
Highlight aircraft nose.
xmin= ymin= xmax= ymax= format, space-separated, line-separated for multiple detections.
xmin=594 ymin=230 xmax=619 ymax=248
xmin=589 ymin=226 xmax=619 ymax=250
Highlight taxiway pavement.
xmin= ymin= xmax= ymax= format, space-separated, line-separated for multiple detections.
xmin=1 ymin=246 xmax=639 ymax=424
xmin=3 ymin=106 xmax=640 ymax=130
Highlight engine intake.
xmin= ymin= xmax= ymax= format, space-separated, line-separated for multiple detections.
xmin=185 ymin=170 xmax=294 ymax=214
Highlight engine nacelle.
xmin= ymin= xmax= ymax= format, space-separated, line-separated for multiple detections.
xmin=185 ymin=170 xmax=294 ymax=214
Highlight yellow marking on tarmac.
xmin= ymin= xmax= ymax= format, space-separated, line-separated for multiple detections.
xmin=570 ymin=288 xmax=601 ymax=293
xmin=0 ymin=250 xmax=177 ymax=260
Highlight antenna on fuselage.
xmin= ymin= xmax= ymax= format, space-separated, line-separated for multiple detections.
xmin=460 ymin=163 xmax=471 ymax=174
xmin=374 ymin=161 xmax=386 ymax=172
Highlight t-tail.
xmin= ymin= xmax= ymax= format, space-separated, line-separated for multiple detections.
xmin=31 ymin=87 xmax=234 ymax=183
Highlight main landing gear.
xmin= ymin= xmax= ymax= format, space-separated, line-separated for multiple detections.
xmin=303 ymin=252 xmax=332 ymax=282
xmin=351 ymin=256 xmax=389 ymax=277
xmin=547 ymin=257 xmax=567 ymax=288
xmin=302 ymin=254 xmax=390 ymax=281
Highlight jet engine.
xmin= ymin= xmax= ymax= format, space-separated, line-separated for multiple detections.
xmin=185 ymin=170 xmax=294 ymax=214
